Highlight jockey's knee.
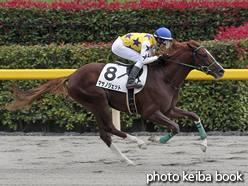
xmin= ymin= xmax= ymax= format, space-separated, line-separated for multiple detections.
xmin=111 ymin=38 xmax=122 ymax=55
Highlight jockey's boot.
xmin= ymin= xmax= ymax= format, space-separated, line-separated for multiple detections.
xmin=126 ymin=66 xmax=143 ymax=89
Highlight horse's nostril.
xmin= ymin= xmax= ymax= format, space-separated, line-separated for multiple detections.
xmin=219 ymin=69 xmax=225 ymax=74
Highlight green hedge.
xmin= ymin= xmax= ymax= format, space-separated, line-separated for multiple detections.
xmin=1 ymin=5 xmax=248 ymax=45
xmin=0 ymin=39 xmax=247 ymax=132
xmin=0 ymin=43 xmax=129 ymax=132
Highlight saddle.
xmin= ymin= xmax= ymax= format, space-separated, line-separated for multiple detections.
xmin=115 ymin=61 xmax=143 ymax=80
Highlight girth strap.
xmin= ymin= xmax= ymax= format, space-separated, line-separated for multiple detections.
xmin=126 ymin=89 xmax=138 ymax=116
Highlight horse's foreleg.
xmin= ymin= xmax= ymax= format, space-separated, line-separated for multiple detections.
xmin=166 ymin=107 xmax=207 ymax=152
xmin=145 ymin=110 xmax=179 ymax=144
xmin=194 ymin=119 xmax=207 ymax=152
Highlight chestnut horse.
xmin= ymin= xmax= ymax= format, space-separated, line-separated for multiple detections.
xmin=6 ymin=40 xmax=225 ymax=165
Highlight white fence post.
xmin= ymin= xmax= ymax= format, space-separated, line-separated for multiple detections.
xmin=112 ymin=108 xmax=121 ymax=130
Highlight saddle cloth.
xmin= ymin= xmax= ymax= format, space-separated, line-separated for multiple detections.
xmin=96 ymin=63 xmax=148 ymax=94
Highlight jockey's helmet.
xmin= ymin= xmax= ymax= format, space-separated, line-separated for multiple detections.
xmin=154 ymin=27 xmax=173 ymax=40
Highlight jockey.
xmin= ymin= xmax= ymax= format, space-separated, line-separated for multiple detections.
xmin=112 ymin=27 xmax=173 ymax=89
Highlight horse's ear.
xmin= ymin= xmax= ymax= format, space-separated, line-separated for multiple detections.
xmin=187 ymin=42 xmax=195 ymax=49
xmin=197 ymin=38 xmax=202 ymax=44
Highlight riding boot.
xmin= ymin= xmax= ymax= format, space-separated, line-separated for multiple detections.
xmin=126 ymin=66 xmax=143 ymax=89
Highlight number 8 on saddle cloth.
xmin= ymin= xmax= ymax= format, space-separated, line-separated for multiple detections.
xmin=96 ymin=61 xmax=148 ymax=115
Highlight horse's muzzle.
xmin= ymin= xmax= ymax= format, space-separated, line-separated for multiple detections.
xmin=211 ymin=67 xmax=225 ymax=79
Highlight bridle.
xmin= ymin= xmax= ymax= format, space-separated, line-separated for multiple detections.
xmin=160 ymin=45 xmax=217 ymax=90
xmin=192 ymin=46 xmax=217 ymax=75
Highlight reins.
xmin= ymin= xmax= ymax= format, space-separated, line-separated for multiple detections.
xmin=160 ymin=63 xmax=180 ymax=90
xmin=160 ymin=45 xmax=217 ymax=90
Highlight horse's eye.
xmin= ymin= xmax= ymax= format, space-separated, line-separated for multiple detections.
xmin=202 ymin=54 xmax=208 ymax=58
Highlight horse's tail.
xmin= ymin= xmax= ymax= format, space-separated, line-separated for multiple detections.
xmin=6 ymin=76 xmax=70 ymax=111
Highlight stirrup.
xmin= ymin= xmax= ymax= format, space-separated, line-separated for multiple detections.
xmin=126 ymin=83 xmax=143 ymax=89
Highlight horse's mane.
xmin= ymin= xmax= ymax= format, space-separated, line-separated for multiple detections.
xmin=157 ymin=40 xmax=201 ymax=57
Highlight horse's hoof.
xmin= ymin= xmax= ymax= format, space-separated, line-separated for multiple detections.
xmin=200 ymin=138 xmax=207 ymax=153
xmin=138 ymin=143 xmax=147 ymax=149
xmin=200 ymin=145 xmax=207 ymax=152
xmin=127 ymin=162 xmax=136 ymax=166
xmin=148 ymin=135 xmax=160 ymax=143
xmin=148 ymin=135 xmax=156 ymax=142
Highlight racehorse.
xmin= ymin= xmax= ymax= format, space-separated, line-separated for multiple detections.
xmin=6 ymin=40 xmax=225 ymax=165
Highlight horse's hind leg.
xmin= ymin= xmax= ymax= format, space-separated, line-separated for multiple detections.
xmin=92 ymin=110 xmax=135 ymax=166
xmin=100 ymin=131 xmax=135 ymax=166
xmin=165 ymin=107 xmax=207 ymax=152
xmin=69 ymin=91 xmax=144 ymax=165
xmin=110 ymin=143 xmax=134 ymax=165
xmin=94 ymin=106 xmax=147 ymax=149
xmin=124 ymin=134 xmax=147 ymax=149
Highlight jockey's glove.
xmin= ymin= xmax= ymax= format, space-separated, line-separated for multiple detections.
xmin=158 ymin=54 xmax=167 ymax=61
